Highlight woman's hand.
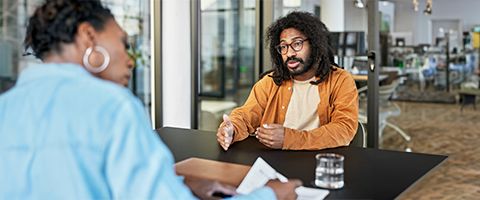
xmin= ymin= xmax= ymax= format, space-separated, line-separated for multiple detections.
xmin=184 ymin=176 xmax=237 ymax=200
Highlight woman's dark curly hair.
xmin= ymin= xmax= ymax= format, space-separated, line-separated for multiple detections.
xmin=24 ymin=0 xmax=113 ymax=60
xmin=266 ymin=11 xmax=338 ymax=86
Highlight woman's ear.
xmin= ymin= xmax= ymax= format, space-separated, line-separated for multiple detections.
xmin=76 ymin=22 xmax=97 ymax=49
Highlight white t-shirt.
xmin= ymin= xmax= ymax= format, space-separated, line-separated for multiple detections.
xmin=283 ymin=77 xmax=321 ymax=131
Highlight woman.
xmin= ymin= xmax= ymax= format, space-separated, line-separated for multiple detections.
xmin=0 ymin=0 xmax=299 ymax=199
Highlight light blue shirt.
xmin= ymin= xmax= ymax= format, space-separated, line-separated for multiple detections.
xmin=0 ymin=63 xmax=274 ymax=199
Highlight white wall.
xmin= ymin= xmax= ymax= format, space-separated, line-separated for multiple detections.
xmin=343 ymin=0 xmax=395 ymax=32
xmin=393 ymin=0 xmax=480 ymax=45
xmin=335 ymin=0 xmax=480 ymax=46
xmin=379 ymin=1 xmax=394 ymax=32
xmin=344 ymin=0 xmax=367 ymax=32
xmin=320 ymin=0 xmax=345 ymax=31
xmin=301 ymin=0 xmax=321 ymax=15
xmin=393 ymin=1 xmax=417 ymax=33
xmin=162 ymin=0 xmax=192 ymax=128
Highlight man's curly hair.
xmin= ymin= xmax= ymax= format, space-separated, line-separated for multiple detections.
xmin=24 ymin=0 xmax=113 ymax=60
xmin=266 ymin=11 xmax=338 ymax=86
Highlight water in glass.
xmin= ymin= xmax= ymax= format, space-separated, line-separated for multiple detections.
xmin=315 ymin=153 xmax=344 ymax=189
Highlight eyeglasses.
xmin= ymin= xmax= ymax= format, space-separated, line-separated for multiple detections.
xmin=275 ymin=39 xmax=309 ymax=55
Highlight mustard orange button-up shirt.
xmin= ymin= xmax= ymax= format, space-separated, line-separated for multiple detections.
xmin=229 ymin=67 xmax=358 ymax=150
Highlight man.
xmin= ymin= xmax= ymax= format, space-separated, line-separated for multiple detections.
xmin=217 ymin=11 xmax=358 ymax=150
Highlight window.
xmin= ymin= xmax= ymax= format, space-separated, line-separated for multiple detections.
xmin=0 ymin=0 xmax=152 ymax=116
xmin=105 ymin=0 xmax=152 ymax=113
xmin=198 ymin=0 xmax=257 ymax=131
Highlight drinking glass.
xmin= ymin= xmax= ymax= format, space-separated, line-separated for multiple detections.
xmin=315 ymin=153 xmax=344 ymax=189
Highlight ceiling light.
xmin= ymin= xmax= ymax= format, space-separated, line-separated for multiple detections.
xmin=412 ymin=0 xmax=419 ymax=11
xmin=354 ymin=0 xmax=365 ymax=8
xmin=424 ymin=0 xmax=432 ymax=15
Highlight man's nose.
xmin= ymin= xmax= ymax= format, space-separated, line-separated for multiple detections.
xmin=286 ymin=46 xmax=297 ymax=57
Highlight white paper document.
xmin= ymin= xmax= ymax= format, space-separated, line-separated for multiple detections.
xmin=237 ymin=157 xmax=329 ymax=200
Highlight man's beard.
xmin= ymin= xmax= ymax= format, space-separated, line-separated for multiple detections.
xmin=284 ymin=56 xmax=314 ymax=76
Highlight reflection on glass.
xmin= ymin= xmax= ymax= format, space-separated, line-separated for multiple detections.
xmin=0 ymin=0 xmax=30 ymax=94
xmin=105 ymin=0 xmax=151 ymax=113
xmin=273 ymin=0 xmax=321 ymax=20
xmin=199 ymin=0 xmax=256 ymax=97
xmin=199 ymin=0 xmax=256 ymax=130
xmin=0 ymin=0 xmax=151 ymax=116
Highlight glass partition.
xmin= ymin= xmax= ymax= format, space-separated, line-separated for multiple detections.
xmin=104 ymin=0 xmax=152 ymax=113
xmin=198 ymin=0 xmax=256 ymax=131
xmin=0 ymin=0 xmax=152 ymax=115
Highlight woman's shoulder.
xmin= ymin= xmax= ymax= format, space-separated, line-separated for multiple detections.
xmin=73 ymin=72 xmax=137 ymax=106
xmin=94 ymin=80 xmax=134 ymax=99
xmin=79 ymin=79 xmax=144 ymax=117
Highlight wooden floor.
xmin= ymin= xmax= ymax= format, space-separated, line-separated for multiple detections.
xmin=381 ymin=101 xmax=480 ymax=199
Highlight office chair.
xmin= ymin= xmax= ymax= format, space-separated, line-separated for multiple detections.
xmin=350 ymin=121 xmax=366 ymax=147
xmin=358 ymin=79 xmax=411 ymax=143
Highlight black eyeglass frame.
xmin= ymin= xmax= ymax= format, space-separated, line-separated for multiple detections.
xmin=275 ymin=38 xmax=309 ymax=55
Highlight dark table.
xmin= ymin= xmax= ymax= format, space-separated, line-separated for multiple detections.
xmin=156 ymin=127 xmax=446 ymax=199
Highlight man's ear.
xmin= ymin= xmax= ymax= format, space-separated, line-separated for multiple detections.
xmin=76 ymin=22 xmax=97 ymax=49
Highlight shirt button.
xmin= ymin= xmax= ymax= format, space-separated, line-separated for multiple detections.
xmin=282 ymin=106 xmax=285 ymax=109
xmin=288 ymin=87 xmax=291 ymax=90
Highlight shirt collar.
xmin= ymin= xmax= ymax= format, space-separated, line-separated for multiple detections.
xmin=293 ymin=76 xmax=317 ymax=84
xmin=16 ymin=63 xmax=92 ymax=85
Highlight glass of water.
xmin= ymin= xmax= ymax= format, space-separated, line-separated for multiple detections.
xmin=315 ymin=153 xmax=344 ymax=189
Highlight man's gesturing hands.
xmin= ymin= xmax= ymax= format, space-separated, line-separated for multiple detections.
xmin=216 ymin=114 xmax=234 ymax=151
xmin=256 ymin=123 xmax=285 ymax=149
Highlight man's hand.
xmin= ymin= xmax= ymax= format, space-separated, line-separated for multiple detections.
xmin=266 ymin=179 xmax=302 ymax=200
xmin=216 ymin=114 xmax=234 ymax=151
xmin=256 ymin=123 xmax=285 ymax=149
xmin=184 ymin=176 xmax=237 ymax=200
